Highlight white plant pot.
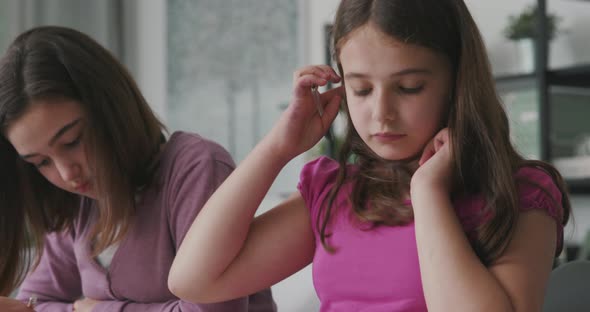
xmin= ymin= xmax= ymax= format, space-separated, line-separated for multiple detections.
xmin=516 ymin=38 xmax=535 ymax=73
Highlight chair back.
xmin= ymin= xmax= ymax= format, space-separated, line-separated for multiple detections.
xmin=543 ymin=260 xmax=590 ymax=312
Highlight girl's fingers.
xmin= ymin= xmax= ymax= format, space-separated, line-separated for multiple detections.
xmin=320 ymin=86 xmax=343 ymax=118
xmin=315 ymin=65 xmax=341 ymax=82
xmin=419 ymin=140 xmax=436 ymax=166
xmin=434 ymin=136 xmax=444 ymax=153
xmin=294 ymin=74 xmax=341 ymax=97
xmin=420 ymin=128 xmax=450 ymax=165
xmin=293 ymin=66 xmax=328 ymax=81
xmin=319 ymin=84 xmax=344 ymax=101
xmin=433 ymin=128 xmax=450 ymax=153
xmin=293 ymin=65 xmax=341 ymax=84
xmin=290 ymin=66 xmax=343 ymax=125
xmin=293 ymin=74 xmax=328 ymax=97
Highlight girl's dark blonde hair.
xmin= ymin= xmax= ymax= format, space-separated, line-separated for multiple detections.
xmin=0 ymin=26 xmax=165 ymax=295
xmin=319 ymin=0 xmax=570 ymax=265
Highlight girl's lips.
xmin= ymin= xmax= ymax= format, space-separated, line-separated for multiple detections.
xmin=373 ymin=133 xmax=407 ymax=141
xmin=74 ymin=181 xmax=90 ymax=192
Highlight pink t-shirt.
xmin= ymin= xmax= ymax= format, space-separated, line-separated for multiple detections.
xmin=297 ymin=156 xmax=564 ymax=312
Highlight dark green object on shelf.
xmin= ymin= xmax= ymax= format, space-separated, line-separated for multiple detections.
xmin=504 ymin=4 xmax=561 ymax=40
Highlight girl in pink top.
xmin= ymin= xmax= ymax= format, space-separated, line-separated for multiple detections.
xmin=170 ymin=0 xmax=571 ymax=311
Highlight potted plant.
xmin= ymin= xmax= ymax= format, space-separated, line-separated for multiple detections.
xmin=504 ymin=4 xmax=561 ymax=72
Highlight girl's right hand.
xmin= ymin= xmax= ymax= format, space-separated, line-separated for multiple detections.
xmin=0 ymin=297 xmax=35 ymax=312
xmin=267 ymin=65 xmax=342 ymax=161
xmin=73 ymin=297 xmax=99 ymax=312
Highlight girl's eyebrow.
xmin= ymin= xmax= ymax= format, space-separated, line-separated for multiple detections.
xmin=20 ymin=118 xmax=82 ymax=159
xmin=344 ymin=68 xmax=432 ymax=80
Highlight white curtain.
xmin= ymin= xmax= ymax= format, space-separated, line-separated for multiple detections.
xmin=0 ymin=0 xmax=124 ymax=61
xmin=0 ymin=0 xmax=168 ymax=132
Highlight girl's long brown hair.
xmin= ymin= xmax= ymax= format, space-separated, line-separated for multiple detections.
xmin=0 ymin=26 xmax=165 ymax=295
xmin=319 ymin=0 xmax=571 ymax=265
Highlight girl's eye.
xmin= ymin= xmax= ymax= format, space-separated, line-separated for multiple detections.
xmin=35 ymin=159 xmax=50 ymax=169
xmin=65 ymin=134 xmax=82 ymax=148
xmin=399 ymin=85 xmax=424 ymax=94
xmin=354 ymin=89 xmax=372 ymax=96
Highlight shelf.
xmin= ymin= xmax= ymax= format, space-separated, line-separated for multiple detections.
xmin=495 ymin=72 xmax=536 ymax=84
xmin=495 ymin=0 xmax=590 ymax=193
xmin=549 ymin=64 xmax=590 ymax=87
xmin=564 ymin=178 xmax=590 ymax=193
xmin=495 ymin=72 xmax=536 ymax=91
xmin=494 ymin=64 xmax=590 ymax=89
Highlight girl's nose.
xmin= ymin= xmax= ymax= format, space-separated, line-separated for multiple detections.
xmin=56 ymin=161 xmax=81 ymax=184
xmin=372 ymin=90 xmax=397 ymax=122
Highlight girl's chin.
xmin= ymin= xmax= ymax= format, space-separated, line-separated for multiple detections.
xmin=374 ymin=150 xmax=421 ymax=163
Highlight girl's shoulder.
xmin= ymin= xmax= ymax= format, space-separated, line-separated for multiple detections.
xmin=162 ymin=131 xmax=234 ymax=168
xmin=300 ymin=155 xmax=358 ymax=176
xmin=298 ymin=156 xmax=356 ymax=189
xmin=457 ymin=165 xmax=565 ymax=254
xmin=300 ymin=155 xmax=340 ymax=177
xmin=297 ymin=156 xmax=355 ymax=219
xmin=514 ymin=166 xmax=562 ymax=208
xmin=457 ymin=166 xmax=563 ymax=216
xmin=153 ymin=131 xmax=235 ymax=183
xmin=151 ymin=131 xmax=235 ymax=202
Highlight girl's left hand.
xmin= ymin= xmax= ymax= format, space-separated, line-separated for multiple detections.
xmin=411 ymin=128 xmax=454 ymax=194
xmin=0 ymin=297 xmax=34 ymax=312
xmin=73 ymin=297 xmax=100 ymax=312
xmin=266 ymin=65 xmax=343 ymax=162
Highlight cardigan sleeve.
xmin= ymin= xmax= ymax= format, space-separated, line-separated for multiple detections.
xmin=16 ymin=231 xmax=81 ymax=311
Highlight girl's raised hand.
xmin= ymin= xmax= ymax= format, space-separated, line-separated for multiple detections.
xmin=411 ymin=128 xmax=454 ymax=195
xmin=268 ymin=65 xmax=342 ymax=161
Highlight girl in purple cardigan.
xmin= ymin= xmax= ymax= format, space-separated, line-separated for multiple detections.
xmin=0 ymin=26 xmax=276 ymax=312
xmin=169 ymin=0 xmax=571 ymax=311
